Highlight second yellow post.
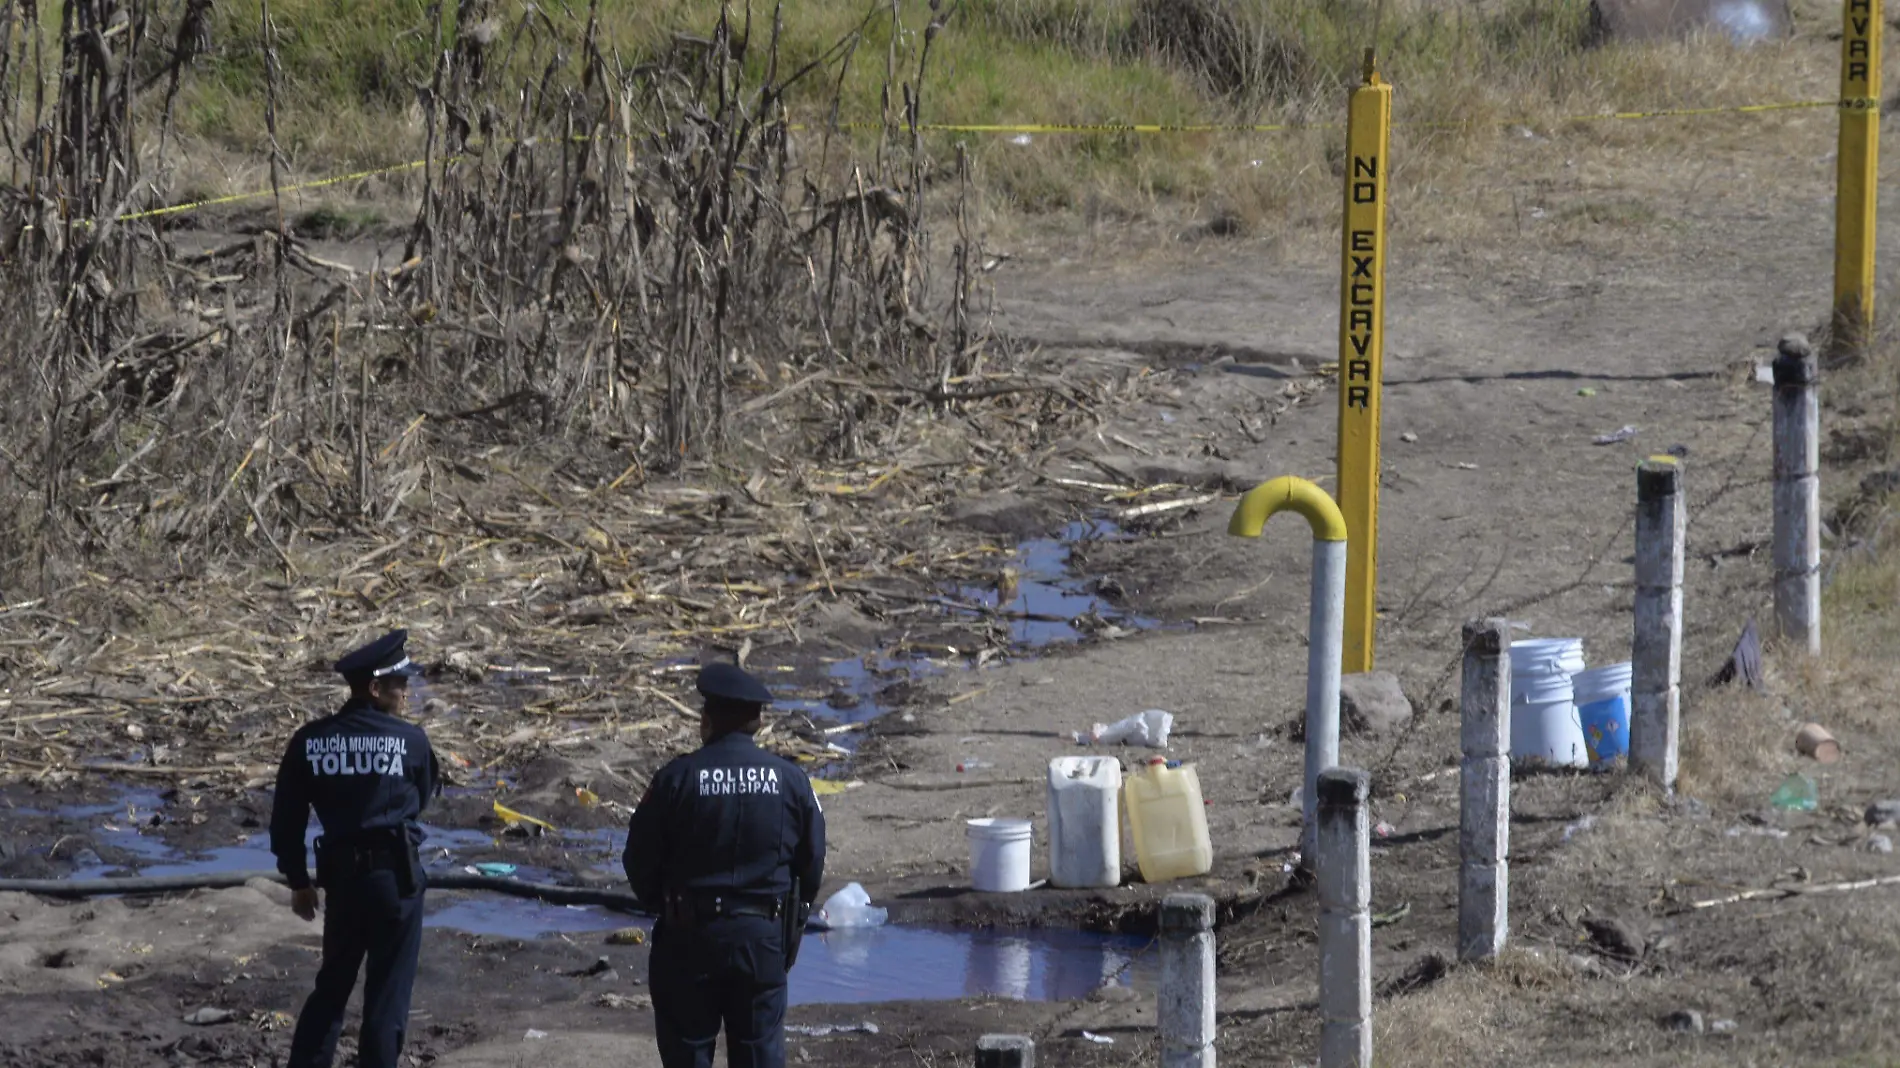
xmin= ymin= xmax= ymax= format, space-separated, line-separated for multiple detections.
xmin=1834 ymin=0 xmax=1881 ymax=352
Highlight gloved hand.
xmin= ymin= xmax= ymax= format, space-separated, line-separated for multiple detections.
xmin=291 ymin=887 xmax=321 ymax=922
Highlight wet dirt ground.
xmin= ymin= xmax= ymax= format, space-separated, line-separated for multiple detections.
xmin=8 ymin=89 xmax=1900 ymax=1066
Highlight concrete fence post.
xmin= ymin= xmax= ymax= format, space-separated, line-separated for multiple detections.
xmin=975 ymin=1035 xmax=1035 ymax=1068
xmin=1458 ymin=618 xmax=1510 ymax=961
xmin=1316 ymin=767 xmax=1372 ymax=1068
xmin=1773 ymin=333 xmax=1821 ymax=656
xmin=1631 ymin=458 xmax=1686 ymax=790
xmin=1159 ymin=893 xmax=1217 ymax=1068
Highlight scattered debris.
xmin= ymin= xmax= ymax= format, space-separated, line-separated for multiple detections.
xmin=1582 ymin=916 xmax=1647 ymax=964
xmin=785 ymin=1022 xmax=881 ymax=1037
xmin=1075 ymin=709 xmax=1174 ymax=748
xmin=1399 ymin=431 xmax=1419 ymax=442
xmin=471 ymin=863 xmax=518 ymax=877
xmin=1677 ymin=872 xmax=1900 ymax=913
xmin=1593 ymin=425 xmax=1638 ymax=445
xmin=1707 ymin=619 xmax=1765 ymax=690
xmin=1378 ymin=951 xmax=1452 ymax=997
xmin=182 ymin=1008 xmax=236 ymax=1026
xmin=1867 ymin=800 xmax=1900 ymax=828
xmin=1794 ymin=723 xmax=1841 ymax=764
xmin=1566 ymin=952 xmax=1609 ymax=977
xmin=596 ymin=992 xmax=653 ymax=1010
xmin=1725 ymin=825 xmax=1789 ymax=839
xmin=1866 ymin=834 xmax=1893 ymax=854
xmin=815 ymin=882 xmax=887 ymax=929
xmin=606 ymin=928 xmax=648 ymax=946
xmin=1371 ymin=901 xmax=1411 ymax=928
xmin=524 ymin=1029 xmax=549 ymax=1040
xmin=1769 ymin=772 xmax=1818 ymax=812
xmin=1562 ymin=815 xmax=1597 ymax=842
xmin=493 ymin=802 xmax=556 ymax=836
xmin=1711 ymin=1019 xmax=1738 ymax=1034
xmin=1661 ymin=1009 xmax=1705 ymax=1034
xmin=1078 ymin=1031 xmax=1115 ymax=1045
xmin=569 ymin=957 xmax=616 ymax=979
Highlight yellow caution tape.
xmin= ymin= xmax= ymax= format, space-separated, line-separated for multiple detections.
xmin=792 ymin=99 xmax=1836 ymax=134
xmin=792 ymin=120 xmax=1309 ymax=133
xmin=119 ymin=158 xmax=433 ymax=222
xmin=1529 ymin=99 xmax=1834 ymax=123
xmin=67 ymin=98 xmax=1833 ymax=229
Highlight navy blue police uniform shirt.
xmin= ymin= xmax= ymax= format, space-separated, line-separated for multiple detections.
xmin=623 ymin=732 xmax=826 ymax=909
xmin=270 ymin=698 xmax=441 ymax=890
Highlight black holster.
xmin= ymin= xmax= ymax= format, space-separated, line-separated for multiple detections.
xmin=312 ymin=833 xmax=422 ymax=899
xmin=393 ymin=843 xmax=423 ymax=898
xmin=783 ymin=878 xmax=811 ymax=971
xmin=312 ymin=835 xmax=335 ymax=890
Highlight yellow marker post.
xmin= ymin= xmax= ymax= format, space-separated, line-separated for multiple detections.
xmin=1834 ymin=0 xmax=1882 ymax=353
xmin=1336 ymin=51 xmax=1392 ymax=674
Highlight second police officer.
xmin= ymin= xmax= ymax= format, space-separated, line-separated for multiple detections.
xmin=270 ymin=629 xmax=442 ymax=1068
xmin=624 ymin=662 xmax=828 ymax=1068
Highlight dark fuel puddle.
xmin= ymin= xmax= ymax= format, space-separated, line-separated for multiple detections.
xmin=787 ymin=518 xmax=1160 ymax=772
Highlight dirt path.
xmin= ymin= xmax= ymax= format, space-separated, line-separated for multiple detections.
xmin=8 ymin=101 xmax=1900 ymax=1065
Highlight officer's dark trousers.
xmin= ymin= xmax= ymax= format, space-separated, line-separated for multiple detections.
xmin=650 ymin=915 xmax=788 ymax=1068
xmin=286 ymin=870 xmax=424 ymax=1068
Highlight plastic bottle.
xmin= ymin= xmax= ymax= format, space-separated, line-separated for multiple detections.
xmin=1123 ymin=757 xmax=1213 ymax=883
xmin=817 ymin=882 xmax=888 ymax=928
xmin=1770 ymin=772 xmax=1818 ymax=812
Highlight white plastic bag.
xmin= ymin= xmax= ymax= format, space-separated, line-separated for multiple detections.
xmin=1086 ymin=709 xmax=1174 ymax=748
xmin=815 ymin=881 xmax=888 ymax=929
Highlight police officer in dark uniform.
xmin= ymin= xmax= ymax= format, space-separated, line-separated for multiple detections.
xmin=270 ymin=629 xmax=442 ymax=1068
xmin=624 ymin=662 xmax=827 ymax=1068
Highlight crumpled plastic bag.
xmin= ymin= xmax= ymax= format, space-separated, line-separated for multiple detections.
xmin=1078 ymin=709 xmax=1174 ymax=749
xmin=814 ymin=881 xmax=887 ymax=929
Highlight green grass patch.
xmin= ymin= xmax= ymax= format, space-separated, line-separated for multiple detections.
xmin=3 ymin=0 xmax=1820 ymax=222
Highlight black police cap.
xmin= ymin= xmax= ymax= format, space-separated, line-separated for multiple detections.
xmin=696 ymin=662 xmax=773 ymax=705
xmin=335 ymin=629 xmax=424 ymax=681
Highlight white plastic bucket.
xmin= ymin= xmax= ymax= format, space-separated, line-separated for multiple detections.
xmin=1509 ymin=637 xmax=1585 ymax=680
xmin=1047 ymin=756 xmax=1121 ymax=889
xmin=1508 ymin=639 xmax=1588 ymax=768
xmin=967 ymin=818 xmax=1034 ymax=893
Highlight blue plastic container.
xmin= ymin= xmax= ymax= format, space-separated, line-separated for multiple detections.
xmin=1572 ymin=660 xmax=1632 ymax=768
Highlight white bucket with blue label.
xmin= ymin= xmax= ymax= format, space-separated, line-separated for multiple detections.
xmin=1571 ymin=661 xmax=1633 ymax=769
xmin=1508 ymin=638 xmax=1589 ymax=769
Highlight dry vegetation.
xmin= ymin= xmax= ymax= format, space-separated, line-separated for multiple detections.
xmin=0 ymin=0 xmax=1168 ymax=787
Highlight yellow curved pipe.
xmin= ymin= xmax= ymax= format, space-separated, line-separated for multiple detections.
xmin=1227 ymin=476 xmax=1348 ymax=543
